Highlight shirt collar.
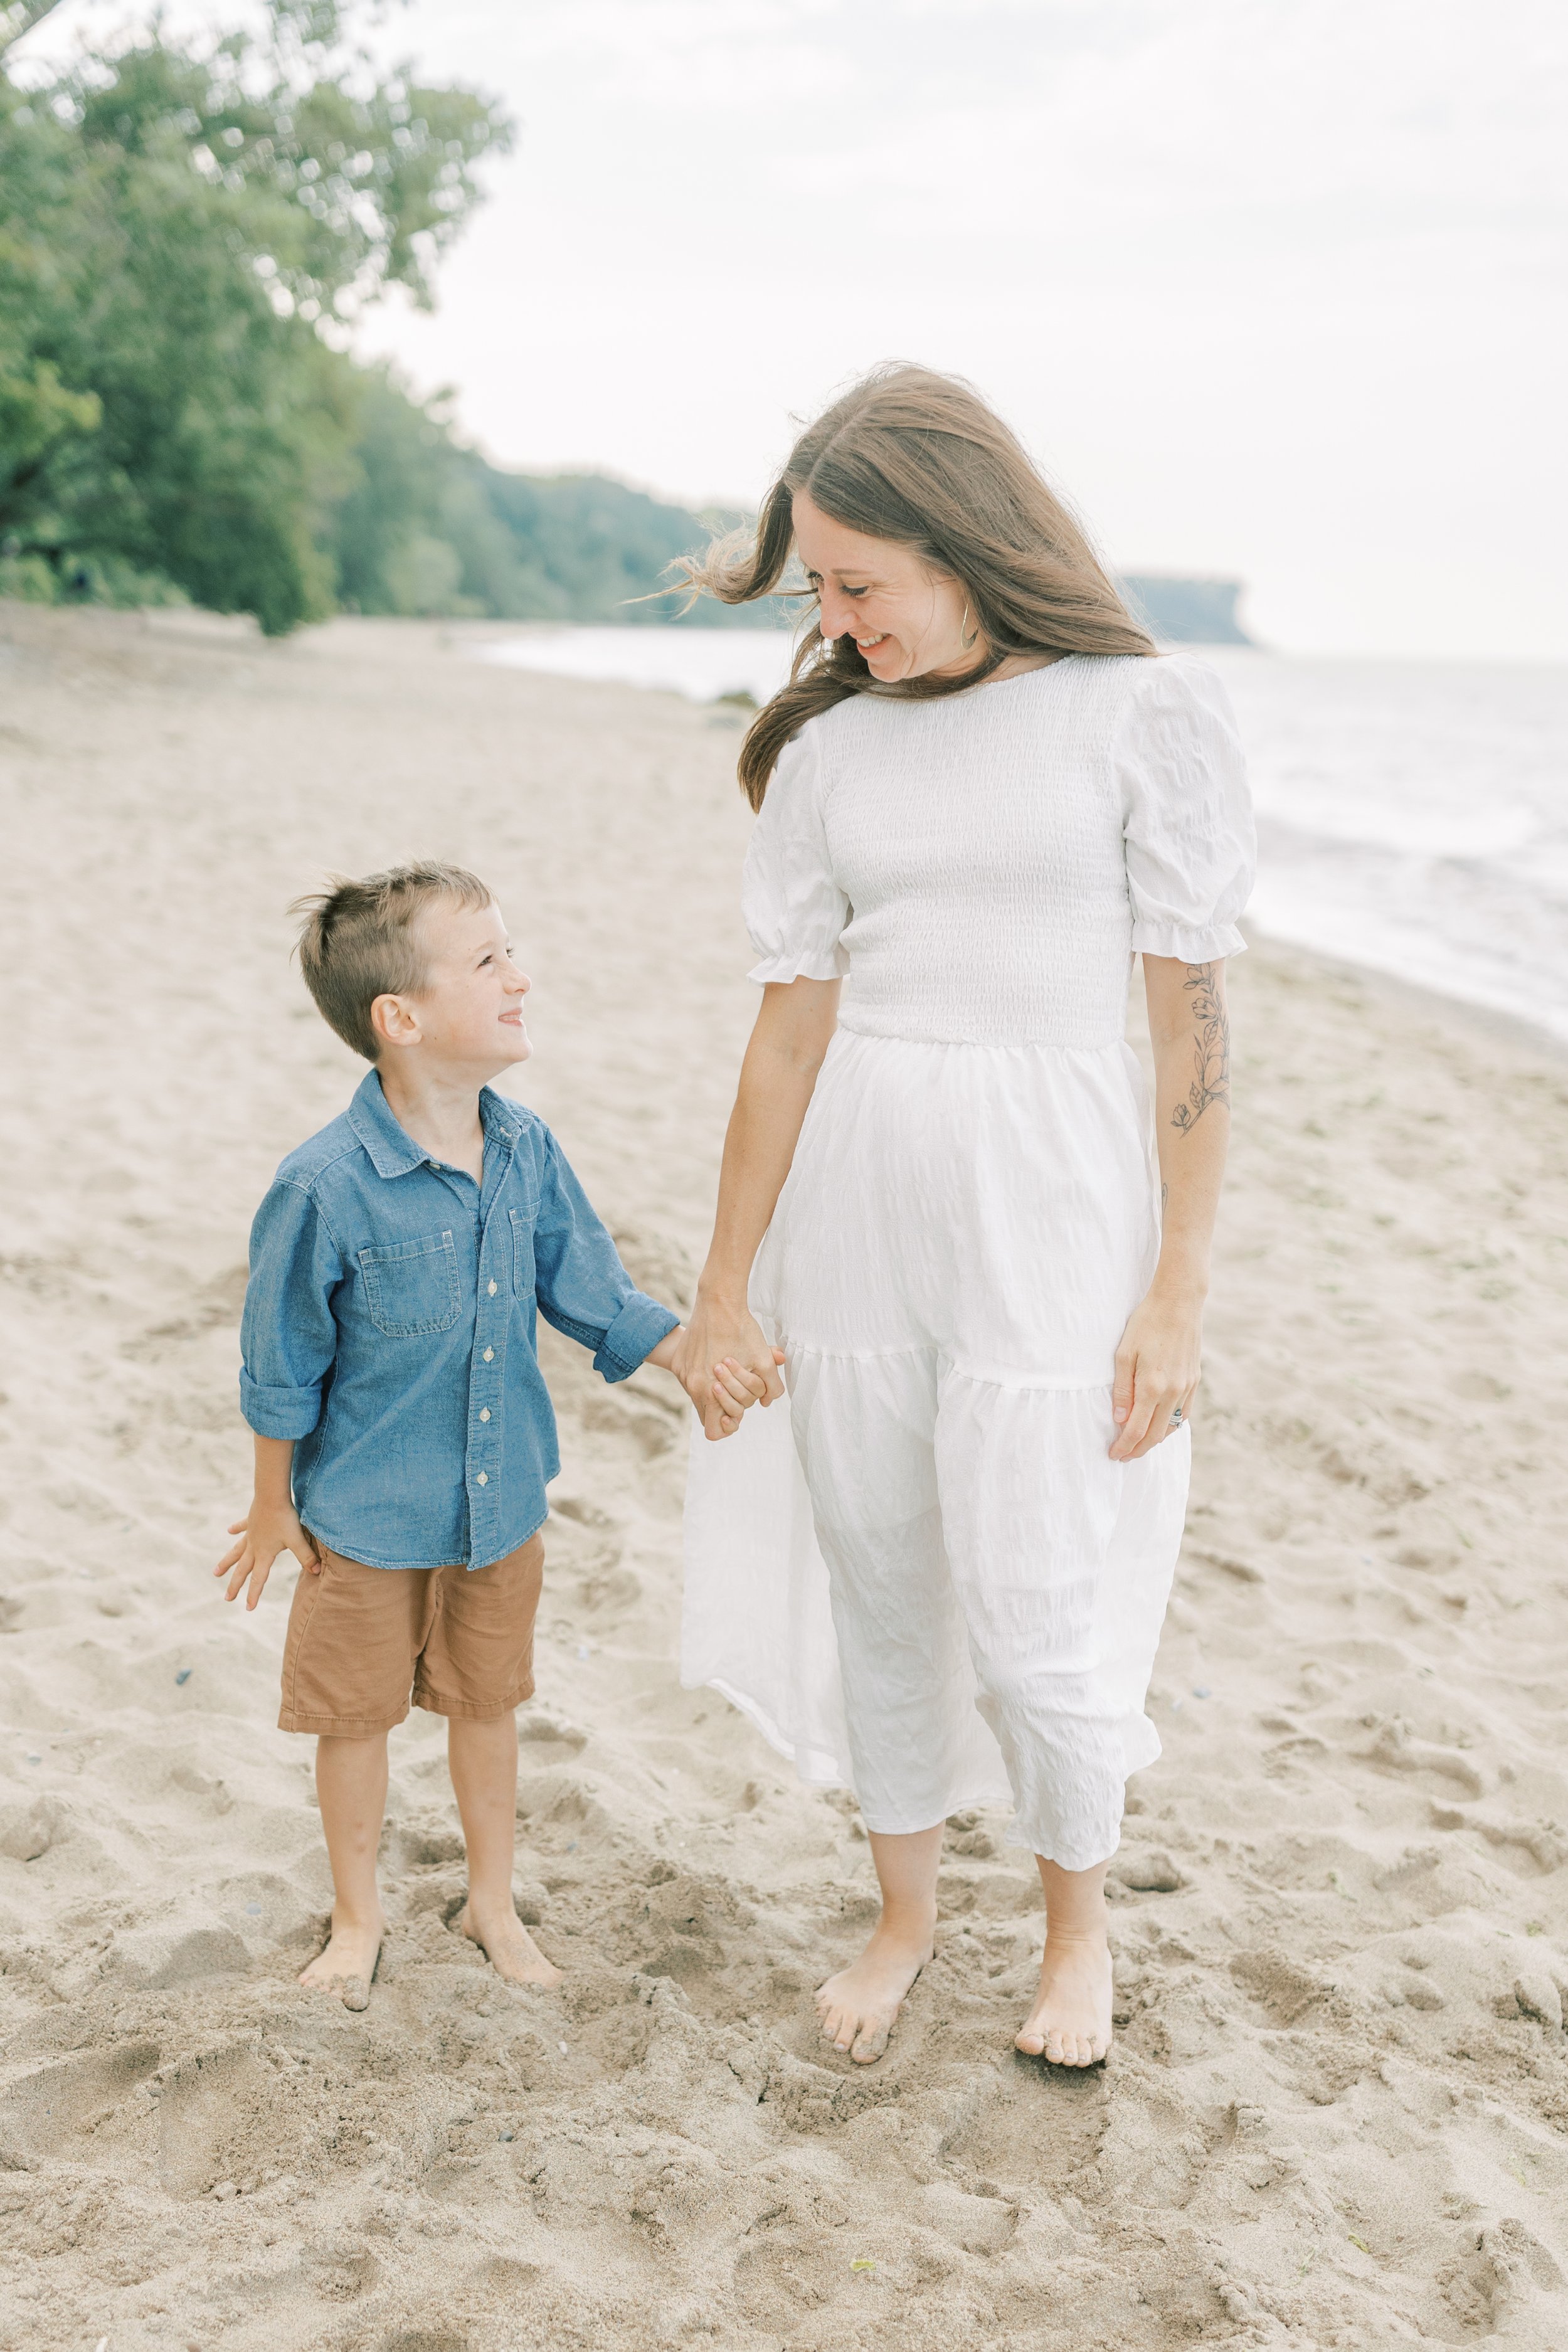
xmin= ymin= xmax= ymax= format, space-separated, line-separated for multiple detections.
xmin=480 ymin=1086 xmax=524 ymax=1155
xmin=346 ymin=1071 xmax=525 ymax=1180
xmin=346 ymin=1070 xmax=428 ymax=1179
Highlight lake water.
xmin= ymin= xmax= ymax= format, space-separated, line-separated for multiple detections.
xmin=475 ymin=628 xmax=1568 ymax=1046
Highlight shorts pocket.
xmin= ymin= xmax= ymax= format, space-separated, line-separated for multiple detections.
xmin=359 ymin=1230 xmax=461 ymax=1336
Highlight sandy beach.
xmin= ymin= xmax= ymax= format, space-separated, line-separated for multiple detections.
xmin=3 ymin=602 xmax=1567 ymax=2351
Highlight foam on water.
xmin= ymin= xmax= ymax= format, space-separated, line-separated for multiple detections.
xmin=1206 ymin=649 xmax=1568 ymax=1043
xmin=474 ymin=630 xmax=1568 ymax=1045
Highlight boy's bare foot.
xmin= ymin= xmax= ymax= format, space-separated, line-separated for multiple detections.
xmin=1015 ymin=1927 xmax=1113 ymax=2067
xmin=458 ymin=1901 xmax=562 ymax=1989
xmin=815 ymin=1924 xmax=933 ymax=2063
xmin=300 ymin=1911 xmax=384 ymax=2002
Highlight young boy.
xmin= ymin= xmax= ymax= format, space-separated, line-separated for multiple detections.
xmin=217 ymin=861 xmax=759 ymax=2006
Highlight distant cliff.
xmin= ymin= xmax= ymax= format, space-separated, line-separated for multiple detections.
xmin=1118 ymin=576 xmax=1253 ymax=645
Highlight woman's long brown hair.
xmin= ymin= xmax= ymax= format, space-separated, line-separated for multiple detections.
xmin=672 ymin=364 xmax=1156 ymax=808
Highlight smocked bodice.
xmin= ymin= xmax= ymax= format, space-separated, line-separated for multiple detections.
xmin=742 ymin=652 xmax=1254 ymax=1049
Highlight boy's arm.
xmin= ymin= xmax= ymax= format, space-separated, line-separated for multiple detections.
xmin=218 ymin=1177 xmax=341 ymax=1606
xmin=237 ymin=1177 xmax=342 ymax=1439
xmin=529 ymin=1135 xmax=768 ymax=1431
xmin=216 ymin=1436 xmax=320 ymax=1610
xmin=530 ymin=1134 xmax=682 ymax=1380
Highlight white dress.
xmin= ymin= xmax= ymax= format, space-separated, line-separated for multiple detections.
xmin=682 ymin=654 xmax=1254 ymax=1871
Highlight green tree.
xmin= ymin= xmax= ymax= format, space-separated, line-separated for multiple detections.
xmin=328 ymin=369 xmax=529 ymax=618
xmin=0 ymin=2 xmax=509 ymax=630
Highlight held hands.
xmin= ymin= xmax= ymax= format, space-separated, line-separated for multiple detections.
xmin=652 ymin=1305 xmax=785 ymax=1442
xmin=1110 ymin=1285 xmax=1202 ymax=1462
xmin=215 ymin=1501 xmax=320 ymax=1610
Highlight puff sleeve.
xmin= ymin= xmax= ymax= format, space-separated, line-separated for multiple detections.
xmin=1117 ymin=656 xmax=1255 ymax=962
xmin=741 ymin=723 xmax=850 ymax=984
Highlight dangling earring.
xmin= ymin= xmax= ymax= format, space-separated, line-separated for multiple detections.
xmin=960 ymin=600 xmax=979 ymax=652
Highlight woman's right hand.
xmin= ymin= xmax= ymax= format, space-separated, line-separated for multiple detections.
xmin=677 ymin=1293 xmax=787 ymax=1441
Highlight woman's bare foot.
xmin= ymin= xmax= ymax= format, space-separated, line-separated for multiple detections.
xmin=1015 ymin=1927 xmax=1113 ymax=2067
xmin=299 ymin=1909 xmax=384 ymax=2003
xmin=458 ymin=1901 xmax=563 ymax=1989
xmin=815 ymin=1820 xmax=943 ymax=2063
xmin=816 ymin=1922 xmax=932 ymax=2063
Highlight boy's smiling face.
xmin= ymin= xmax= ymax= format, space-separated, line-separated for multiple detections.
xmin=370 ymin=897 xmax=532 ymax=1079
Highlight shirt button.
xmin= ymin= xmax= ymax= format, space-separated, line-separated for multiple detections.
xmin=476 ymin=1471 xmax=489 ymax=1486
xmin=488 ymin=1280 xmax=497 ymax=1296
xmin=482 ymin=1347 xmax=494 ymax=1363
xmin=479 ymin=1407 xmax=490 ymax=1422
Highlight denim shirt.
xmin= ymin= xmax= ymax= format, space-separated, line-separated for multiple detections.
xmin=238 ymin=1071 xmax=679 ymax=1569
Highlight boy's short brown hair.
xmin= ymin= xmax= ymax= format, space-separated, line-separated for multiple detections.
xmin=290 ymin=862 xmax=492 ymax=1062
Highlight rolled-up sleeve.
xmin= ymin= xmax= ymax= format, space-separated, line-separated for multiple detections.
xmin=532 ymin=1137 xmax=679 ymax=1382
xmin=742 ymin=723 xmax=850 ymax=985
xmin=1118 ymin=656 xmax=1255 ymax=963
xmin=238 ymin=1180 xmax=344 ymax=1438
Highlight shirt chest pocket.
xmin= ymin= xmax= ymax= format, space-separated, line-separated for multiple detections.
xmin=358 ymin=1230 xmax=461 ymax=1337
xmin=509 ymin=1205 xmax=537 ymax=1299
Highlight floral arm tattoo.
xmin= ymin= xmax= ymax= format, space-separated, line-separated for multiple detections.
xmin=1170 ymin=963 xmax=1230 ymax=1133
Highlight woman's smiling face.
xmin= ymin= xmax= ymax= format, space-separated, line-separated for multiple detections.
xmin=792 ymin=490 xmax=975 ymax=684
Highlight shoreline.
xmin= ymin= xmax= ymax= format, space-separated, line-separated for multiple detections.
xmin=1237 ymin=918 xmax=1568 ymax=1071
xmin=3 ymin=603 xmax=1567 ymax=2351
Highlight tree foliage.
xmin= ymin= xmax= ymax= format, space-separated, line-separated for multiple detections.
xmin=0 ymin=3 xmax=779 ymax=635
xmin=0 ymin=2 xmax=509 ymax=631
xmin=327 ymin=379 xmax=783 ymax=628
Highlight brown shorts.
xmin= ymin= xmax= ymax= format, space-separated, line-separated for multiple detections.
xmin=278 ymin=1535 xmax=544 ymax=1736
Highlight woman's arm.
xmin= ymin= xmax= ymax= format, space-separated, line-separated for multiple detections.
xmin=1110 ymin=955 xmax=1232 ymax=1461
xmin=677 ymin=975 xmax=841 ymax=1438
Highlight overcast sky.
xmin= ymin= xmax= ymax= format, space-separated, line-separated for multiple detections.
xmin=21 ymin=0 xmax=1568 ymax=657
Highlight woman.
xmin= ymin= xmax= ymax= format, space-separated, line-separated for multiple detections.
xmin=678 ymin=366 xmax=1253 ymax=2069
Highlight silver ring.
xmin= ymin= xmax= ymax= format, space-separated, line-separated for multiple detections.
xmin=1170 ymin=1405 xmax=1183 ymax=1426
